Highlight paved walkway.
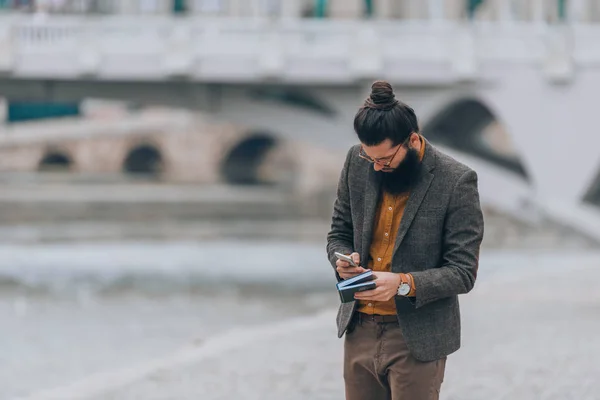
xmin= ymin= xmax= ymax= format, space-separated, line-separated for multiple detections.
xmin=15 ymin=252 xmax=600 ymax=400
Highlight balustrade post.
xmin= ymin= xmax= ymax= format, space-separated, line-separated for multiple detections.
xmin=495 ymin=0 xmax=513 ymax=23
xmin=427 ymin=0 xmax=444 ymax=22
xmin=80 ymin=34 xmax=99 ymax=75
xmin=249 ymin=0 xmax=262 ymax=18
xmin=0 ymin=23 xmax=13 ymax=73
xmin=374 ymin=0 xmax=393 ymax=19
xmin=228 ymin=0 xmax=255 ymax=17
xmin=280 ymin=0 xmax=301 ymax=19
xmin=568 ymin=0 xmax=587 ymax=22
xmin=164 ymin=24 xmax=193 ymax=76
xmin=192 ymin=0 xmax=224 ymax=15
xmin=228 ymin=0 xmax=241 ymax=17
xmin=116 ymin=0 xmax=138 ymax=14
xmin=329 ymin=0 xmax=362 ymax=19
xmin=532 ymin=0 xmax=544 ymax=23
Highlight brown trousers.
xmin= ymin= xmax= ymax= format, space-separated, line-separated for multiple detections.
xmin=344 ymin=313 xmax=446 ymax=400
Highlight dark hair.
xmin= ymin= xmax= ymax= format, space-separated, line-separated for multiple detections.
xmin=353 ymin=81 xmax=419 ymax=146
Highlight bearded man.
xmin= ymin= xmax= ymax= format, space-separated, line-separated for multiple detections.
xmin=326 ymin=80 xmax=485 ymax=400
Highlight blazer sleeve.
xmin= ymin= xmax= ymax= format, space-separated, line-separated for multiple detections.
xmin=326 ymin=146 xmax=356 ymax=282
xmin=410 ymin=169 xmax=484 ymax=308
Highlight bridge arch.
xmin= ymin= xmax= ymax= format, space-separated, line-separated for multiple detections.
xmin=422 ymin=97 xmax=529 ymax=180
xmin=38 ymin=149 xmax=73 ymax=172
xmin=220 ymin=132 xmax=296 ymax=186
xmin=584 ymin=166 xmax=600 ymax=208
xmin=123 ymin=143 xmax=163 ymax=177
xmin=248 ymin=87 xmax=337 ymax=117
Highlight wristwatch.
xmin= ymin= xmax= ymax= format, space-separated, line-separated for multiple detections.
xmin=397 ymin=275 xmax=411 ymax=296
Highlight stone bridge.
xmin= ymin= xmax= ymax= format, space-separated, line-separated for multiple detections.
xmin=0 ymin=107 xmax=342 ymax=195
xmin=1 ymin=14 xmax=600 ymax=240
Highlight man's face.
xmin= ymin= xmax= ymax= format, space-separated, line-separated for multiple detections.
xmin=360 ymin=134 xmax=422 ymax=194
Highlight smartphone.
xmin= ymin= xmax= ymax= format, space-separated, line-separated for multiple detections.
xmin=335 ymin=252 xmax=358 ymax=267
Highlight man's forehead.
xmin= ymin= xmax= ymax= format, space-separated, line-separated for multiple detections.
xmin=362 ymin=139 xmax=395 ymax=157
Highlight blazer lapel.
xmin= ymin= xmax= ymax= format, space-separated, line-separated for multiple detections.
xmin=360 ymin=166 xmax=381 ymax=267
xmin=392 ymin=143 xmax=436 ymax=260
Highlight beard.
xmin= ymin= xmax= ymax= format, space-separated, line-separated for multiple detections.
xmin=379 ymin=146 xmax=422 ymax=195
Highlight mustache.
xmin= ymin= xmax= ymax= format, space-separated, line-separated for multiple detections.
xmin=379 ymin=146 xmax=422 ymax=195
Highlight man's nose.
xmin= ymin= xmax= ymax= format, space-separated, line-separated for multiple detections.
xmin=373 ymin=163 xmax=384 ymax=172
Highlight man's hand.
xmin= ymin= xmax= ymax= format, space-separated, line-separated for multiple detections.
xmin=354 ymin=272 xmax=401 ymax=301
xmin=336 ymin=252 xmax=367 ymax=279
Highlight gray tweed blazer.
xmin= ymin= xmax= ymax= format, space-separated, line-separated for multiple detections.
xmin=326 ymin=139 xmax=484 ymax=362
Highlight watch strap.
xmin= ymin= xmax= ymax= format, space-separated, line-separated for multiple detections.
xmin=398 ymin=273 xmax=416 ymax=297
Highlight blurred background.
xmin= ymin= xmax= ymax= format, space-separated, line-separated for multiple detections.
xmin=0 ymin=1 xmax=599 ymax=399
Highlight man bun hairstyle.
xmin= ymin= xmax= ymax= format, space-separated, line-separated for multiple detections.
xmin=354 ymin=80 xmax=419 ymax=147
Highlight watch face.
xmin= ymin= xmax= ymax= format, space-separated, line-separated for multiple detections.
xmin=398 ymin=283 xmax=410 ymax=296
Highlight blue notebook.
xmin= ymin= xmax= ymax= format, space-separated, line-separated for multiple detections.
xmin=336 ymin=270 xmax=376 ymax=303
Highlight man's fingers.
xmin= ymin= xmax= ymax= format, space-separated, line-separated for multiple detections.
xmin=354 ymin=287 xmax=382 ymax=299
xmin=350 ymin=252 xmax=360 ymax=265
xmin=339 ymin=272 xmax=363 ymax=280
xmin=336 ymin=265 xmax=365 ymax=276
xmin=336 ymin=264 xmax=364 ymax=273
xmin=336 ymin=258 xmax=363 ymax=269
xmin=338 ymin=269 xmax=368 ymax=280
xmin=337 ymin=270 xmax=362 ymax=279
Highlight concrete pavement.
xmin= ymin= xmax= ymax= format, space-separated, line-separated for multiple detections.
xmin=17 ymin=251 xmax=600 ymax=400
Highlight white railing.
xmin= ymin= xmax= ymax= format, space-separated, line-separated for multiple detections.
xmin=1 ymin=15 xmax=600 ymax=82
xmin=2 ymin=0 xmax=600 ymax=22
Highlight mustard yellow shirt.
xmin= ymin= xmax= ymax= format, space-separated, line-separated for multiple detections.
xmin=357 ymin=136 xmax=425 ymax=315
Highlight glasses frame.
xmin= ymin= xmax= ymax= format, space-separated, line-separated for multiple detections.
xmin=358 ymin=135 xmax=412 ymax=168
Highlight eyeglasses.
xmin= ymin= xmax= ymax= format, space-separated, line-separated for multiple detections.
xmin=358 ymin=141 xmax=403 ymax=168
